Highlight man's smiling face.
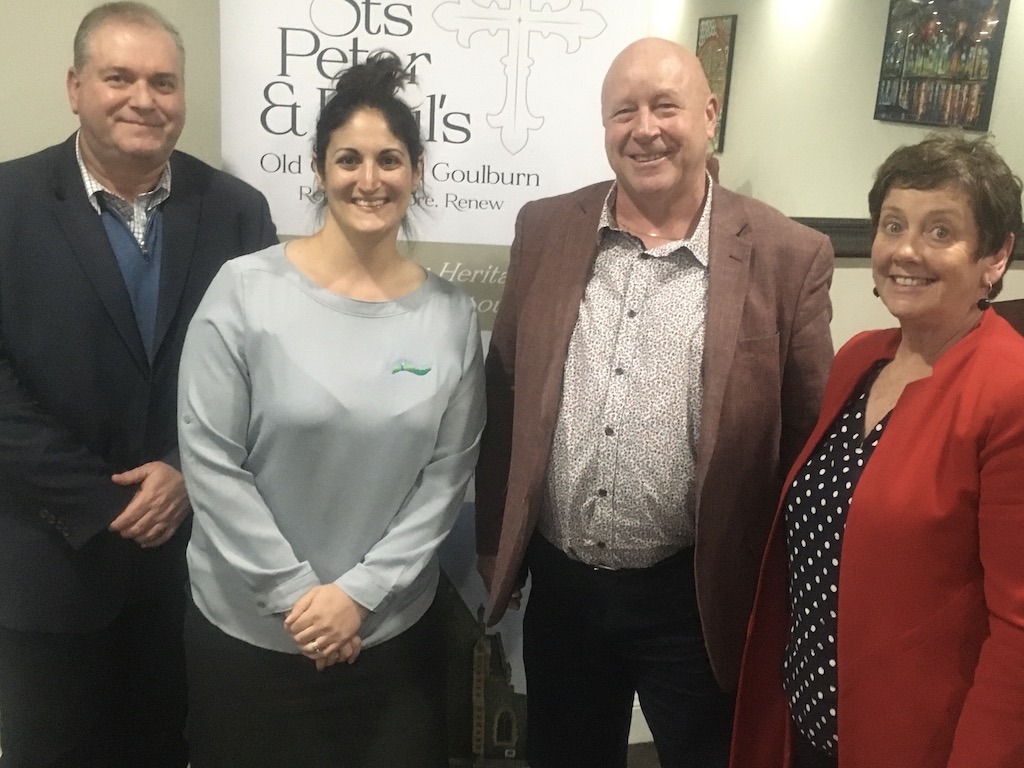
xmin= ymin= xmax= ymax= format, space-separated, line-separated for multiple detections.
xmin=601 ymin=39 xmax=717 ymax=206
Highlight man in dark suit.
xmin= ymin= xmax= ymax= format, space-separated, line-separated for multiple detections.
xmin=475 ymin=38 xmax=834 ymax=768
xmin=0 ymin=3 xmax=276 ymax=765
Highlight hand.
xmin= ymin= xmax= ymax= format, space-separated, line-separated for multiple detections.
xmin=284 ymin=584 xmax=369 ymax=667
xmin=315 ymin=637 xmax=362 ymax=671
xmin=109 ymin=462 xmax=191 ymax=548
xmin=478 ymin=555 xmax=521 ymax=610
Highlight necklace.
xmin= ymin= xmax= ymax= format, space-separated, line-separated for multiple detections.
xmin=625 ymin=228 xmax=683 ymax=241
xmin=616 ymin=210 xmax=685 ymax=241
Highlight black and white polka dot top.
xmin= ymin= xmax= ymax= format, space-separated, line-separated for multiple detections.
xmin=782 ymin=363 xmax=890 ymax=756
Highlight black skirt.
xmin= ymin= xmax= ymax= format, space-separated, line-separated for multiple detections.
xmin=184 ymin=597 xmax=447 ymax=768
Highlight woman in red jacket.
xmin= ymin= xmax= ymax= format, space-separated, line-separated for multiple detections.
xmin=731 ymin=133 xmax=1024 ymax=768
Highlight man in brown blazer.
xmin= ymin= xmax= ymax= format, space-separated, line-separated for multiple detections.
xmin=475 ymin=38 xmax=834 ymax=768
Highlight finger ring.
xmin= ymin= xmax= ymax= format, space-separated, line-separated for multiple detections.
xmin=311 ymin=641 xmax=322 ymax=655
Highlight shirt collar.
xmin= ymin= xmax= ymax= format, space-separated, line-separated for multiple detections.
xmin=75 ymin=131 xmax=172 ymax=215
xmin=599 ymin=172 xmax=713 ymax=267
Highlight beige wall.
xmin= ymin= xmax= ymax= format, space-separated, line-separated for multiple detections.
xmin=682 ymin=0 xmax=1024 ymax=218
xmin=3 ymin=0 xmax=1023 ymax=347
xmin=1 ymin=0 xmax=221 ymax=165
xmin=678 ymin=0 xmax=1024 ymax=344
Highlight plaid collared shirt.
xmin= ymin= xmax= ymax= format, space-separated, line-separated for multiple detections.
xmin=76 ymin=132 xmax=171 ymax=251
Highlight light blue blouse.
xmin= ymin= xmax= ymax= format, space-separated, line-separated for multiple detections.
xmin=178 ymin=243 xmax=485 ymax=652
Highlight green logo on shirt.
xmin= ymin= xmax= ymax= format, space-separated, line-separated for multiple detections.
xmin=392 ymin=363 xmax=432 ymax=376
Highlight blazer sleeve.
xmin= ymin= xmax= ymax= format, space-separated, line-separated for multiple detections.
xmin=778 ymin=232 xmax=834 ymax=475
xmin=947 ymin=378 xmax=1024 ymax=766
xmin=474 ymin=202 xmax=527 ymax=556
xmin=0 ymin=338 xmax=135 ymax=548
xmin=0 ymin=160 xmax=134 ymax=549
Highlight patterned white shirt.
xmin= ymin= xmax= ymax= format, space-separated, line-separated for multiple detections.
xmin=539 ymin=178 xmax=713 ymax=568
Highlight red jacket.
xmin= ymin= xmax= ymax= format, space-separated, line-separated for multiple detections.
xmin=731 ymin=310 xmax=1024 ymax=768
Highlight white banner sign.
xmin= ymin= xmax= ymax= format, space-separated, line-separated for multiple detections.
xmin=220 ymin=0 xmax=653 ymax=242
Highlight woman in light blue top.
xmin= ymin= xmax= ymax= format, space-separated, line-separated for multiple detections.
xmin=178 ymin=51 xmax=485 ymax=768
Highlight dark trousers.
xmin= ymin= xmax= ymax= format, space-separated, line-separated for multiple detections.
xmin=523 ymin=535 xmax=734 ymax=768
xmin=0 ymin=588 xmax=188 ymax=768
xmin=184 ymin=597 xmax=447 ymax=768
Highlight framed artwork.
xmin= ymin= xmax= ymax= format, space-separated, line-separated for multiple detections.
xmin=874 ymin=0 xmax=1011 ymax=131
xmin=696 ymin=15 xmax=738 ymax=152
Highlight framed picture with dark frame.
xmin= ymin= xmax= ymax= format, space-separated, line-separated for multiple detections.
xmin=696 ymin=15 xmax=737 ymax=152
xmin=874 ymin=0 xmax=1011 ymax=131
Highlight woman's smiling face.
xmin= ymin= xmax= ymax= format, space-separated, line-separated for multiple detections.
xmin=316 ymin=108 xmax=422 ymax=241
xmin=872 ymin=185 xmax=1006 ymax=334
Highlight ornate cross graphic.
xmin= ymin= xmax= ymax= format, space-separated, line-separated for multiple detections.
xmin=433 ymin=0 xmax=607 ymax=154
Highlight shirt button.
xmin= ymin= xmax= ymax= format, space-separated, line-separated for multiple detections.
xmin=627 ymin=310 xmax=637 ymax=318
xmin=614 ymin=367 xmax=624 ymax=375
xmin=597 ymin=488 xmax=608 ymax=498
xmin=597 ymin=541 xmax=606 ymax=549
xmin=604 ymin=426 xmax=615 ymax=436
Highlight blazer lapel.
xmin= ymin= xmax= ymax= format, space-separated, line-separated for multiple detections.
xmin=530 ymin=186 xmax=604 ymax=446
xmin=695 ymin=186 xmax=752 ymax=502
xmin=152 ymin=152 xmax=200 ymax=358
xmin=506 ymin=184 xmax=606 ymax=532
xmin=50 ymin=140 xmax=148 ymax=370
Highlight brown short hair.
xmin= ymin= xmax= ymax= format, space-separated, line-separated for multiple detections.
xmin=73 ymin=2 xmax=184 ymax=71
xmin=870 ymin=133 xmax=1021 ymax=254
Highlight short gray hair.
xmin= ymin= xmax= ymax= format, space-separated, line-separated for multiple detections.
xmin=73 ymin=2 xmax=185 ymax=71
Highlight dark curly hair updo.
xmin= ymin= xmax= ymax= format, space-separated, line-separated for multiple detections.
xmin=313 ymin=51 xmax=424 ymax=180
